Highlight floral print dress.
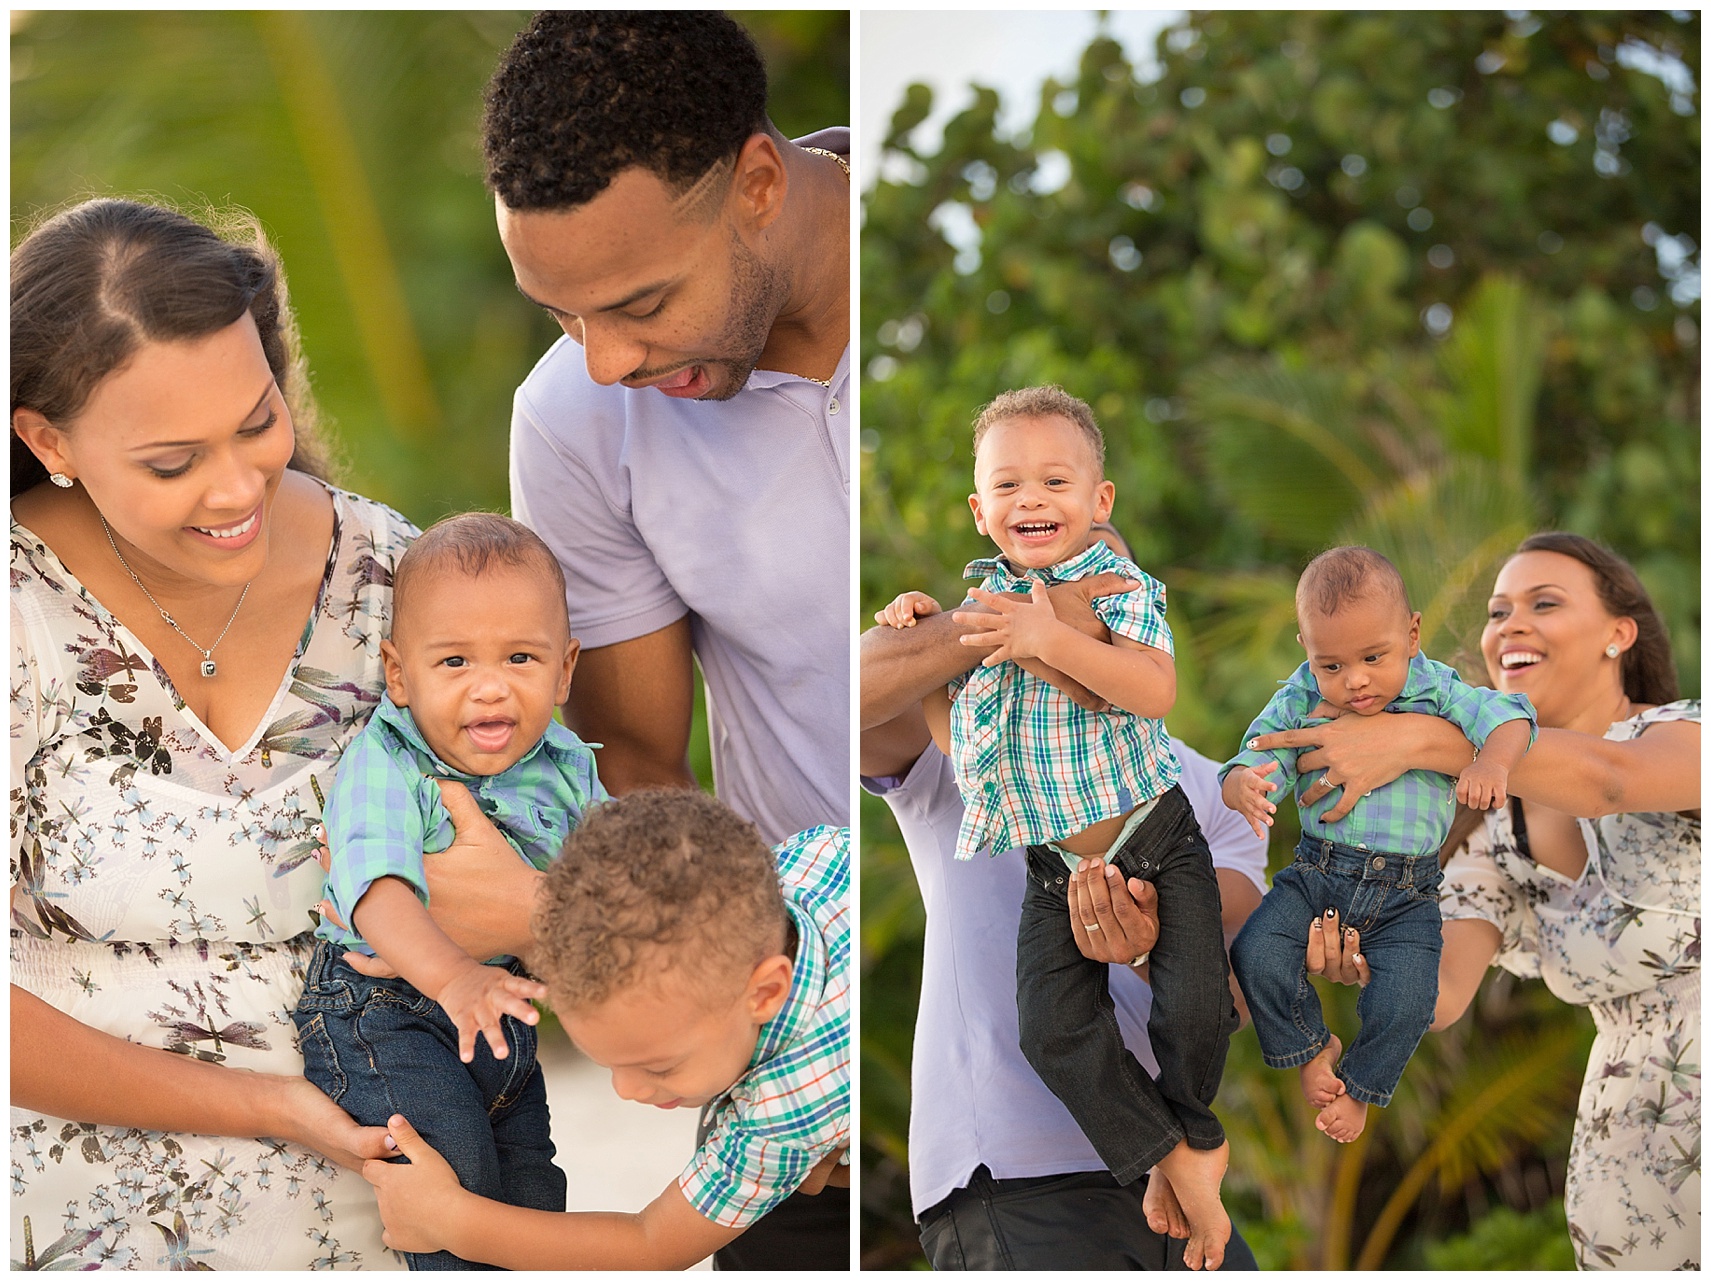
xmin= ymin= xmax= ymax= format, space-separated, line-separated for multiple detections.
xmin=1441 ymin=700 xmax=1700 ymax=1271
xmin=10 ymin=486 xmax=415 ymax=1270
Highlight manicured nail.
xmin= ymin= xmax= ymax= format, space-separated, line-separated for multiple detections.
xmin=384 ymin=1135 xmax=398 ymax=1151
xmin=1247 ymin=739 xmax=1259 ymax=750
xmin=1324 ymin=908 xmax=1336 ymax=919
xmin=1354 ymin=955 xmax=1364 ymax=965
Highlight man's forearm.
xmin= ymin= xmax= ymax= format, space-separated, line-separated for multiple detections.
xmin=859 ymin=616 xmax=979 ymax=729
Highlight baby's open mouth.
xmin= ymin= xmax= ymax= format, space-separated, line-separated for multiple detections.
xmin=465 ymin=720 xmax=516 ymax=753
xmin=1012 ymin=522 xmax=1060 ymax=540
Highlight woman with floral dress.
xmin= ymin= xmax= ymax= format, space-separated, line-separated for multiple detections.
xmin=1265 ymin=532 xmax=1698 ymax=1270
xmin=9 ymin=200 xmax=418 ymax=1269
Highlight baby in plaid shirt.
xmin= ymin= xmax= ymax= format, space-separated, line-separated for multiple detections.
xmin=295 ymin=512 xmax=605 ymax=1267
xmin=1222 ymin=546 xmax=1535 ymax=1143
xmin=877 ymin=386 xmax=1237 ymax=1270
xmin=359 ymin=788 xmax=851 ymax=1269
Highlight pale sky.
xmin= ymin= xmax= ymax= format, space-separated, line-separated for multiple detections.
xmin=860 ymin=10 xmax=1183 ymax=183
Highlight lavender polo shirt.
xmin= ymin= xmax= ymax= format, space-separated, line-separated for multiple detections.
xmin=862 ymin=738 xmax=1267 ymax=1217
xmin=509 ymin=134 xmax=849 ymax=845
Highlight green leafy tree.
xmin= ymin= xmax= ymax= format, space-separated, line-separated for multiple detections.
xmin=861 ymin=9 xmax=1696 ymax=1266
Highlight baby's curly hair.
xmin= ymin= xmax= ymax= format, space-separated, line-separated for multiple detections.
xmin=1296 ymin=545 xmax=1412 ymax=621
xmin=482 ymin=12 xmax=770 ymax=212
xmin=532 ymin=788 xmax=788 ymax=1009
xmin=971 ymin=385 xmax=1106 ymax=471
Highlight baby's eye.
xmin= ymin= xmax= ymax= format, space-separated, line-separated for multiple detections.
xmin=1364 ymin=654 xmax=1382 ymax=664
xmin=442 ymin=656 xmax=467 ymax=668
xmin=508 ymin=653 xmax=535 ymax=665
xmin=1322 ymin=662 xmax=1341 ymax=673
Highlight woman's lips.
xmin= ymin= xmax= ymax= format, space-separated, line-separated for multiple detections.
xmin=185 ymin=507 xmax=262 ymax=551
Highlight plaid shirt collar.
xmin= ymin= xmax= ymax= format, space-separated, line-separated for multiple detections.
xmin=369 ymin=691 xmax=577 ymax=781
xmin=964 ymin=537 xmax=1119 ymax=587
xmin=747 ymin=897 xmax=827 ymax=1072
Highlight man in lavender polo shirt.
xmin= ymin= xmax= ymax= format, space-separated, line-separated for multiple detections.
xmin=483 ymin=13 xmax=850 ymax=847
xmin=481 ymin=14 xmax=850 ymax=1269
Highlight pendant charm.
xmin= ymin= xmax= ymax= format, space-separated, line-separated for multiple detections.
xmin=200 ymin=659 xmax=218 ymax=678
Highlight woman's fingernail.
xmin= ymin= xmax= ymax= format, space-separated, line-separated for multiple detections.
xmin=1354 ymin=955 xmax=1364 ymax=964
xmin=1247 ymin=739 xmax=1259 ymax=750
xmin=385 ymin=1135 xmax=398 ymax=1151
xmin=1324 ymin=908 xmax=1337 ymax=919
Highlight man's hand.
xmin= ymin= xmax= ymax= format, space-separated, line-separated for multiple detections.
xmin=1305 ymin=908 xmax=1370 ymax=987
xmin=954 ymin=581 xmax=1067 ymax=666
xmin=431 ymin=961 xmax=548 ymax=1064
xmin=1068 ymin=858 xmax=1159 ymax=965
xmin=1221 ymin=762 xmax=1281 ymax=838
xmin=875 ymin=591 xmax=942 ymax=630
xmin=364 ymin=1114 xmax=466 ymax=1256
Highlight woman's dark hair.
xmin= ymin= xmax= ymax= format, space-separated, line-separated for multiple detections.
xmin=1513 ymin=531 xmax=1680 ymax=706
xmin=10 ymin=198 xmax=333 ymax=497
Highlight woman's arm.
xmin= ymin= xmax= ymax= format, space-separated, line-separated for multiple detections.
xmin=11 ymin=984 xmax=391 ymax=1170
xmin=1506 ymin=722 xmax=1700 ymax=818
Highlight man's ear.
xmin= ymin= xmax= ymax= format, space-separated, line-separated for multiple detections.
xmin=730 ymin=131 xmax=788 ymax=233
xmin=744 ymin=952 xmax=794 ymax=1026
xmin=380 ymin=639 xmax=409 ymax=706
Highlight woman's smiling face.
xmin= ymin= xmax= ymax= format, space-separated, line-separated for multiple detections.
xmin=1481 ymin=549 xmax=1634 ymax=728
xmin=39 ymin=311 xmax=294 ymax=592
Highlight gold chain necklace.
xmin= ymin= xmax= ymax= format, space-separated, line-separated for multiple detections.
xmin=100 ymin=514 xmax=251 ymax=678
xmin=790 ymin=146 xmax=849 ymax=389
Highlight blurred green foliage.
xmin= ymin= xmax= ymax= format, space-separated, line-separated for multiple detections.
xmin=12 ymin=9 xmax=850 ymax=793
xmin=861 ymin=10 xmax=1696 ymax=1269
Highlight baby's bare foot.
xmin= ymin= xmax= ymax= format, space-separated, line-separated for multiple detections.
xmin=1299 ymin=1034 xmax=1345 ymax=1109
xmin=1154 ymin=1139 xmax=1232 ymax=1270
xmin=1315 ymin=1092 xmax=1368 ymax=1143
xmin=1143 ymin=1166 xmax=1189 ymax=1239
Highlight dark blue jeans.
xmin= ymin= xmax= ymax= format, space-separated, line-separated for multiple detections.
xmin=292 ymin=940 xmax=565 ymax=1270
xmin=1016 ymin=786 xmax=1238 ymax=1185
xmin=1230 ymin=834 xmax=1443 ymax=1106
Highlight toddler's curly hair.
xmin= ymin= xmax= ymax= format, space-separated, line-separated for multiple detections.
xmin=533 ymin=788 xmax=788 ymax=1008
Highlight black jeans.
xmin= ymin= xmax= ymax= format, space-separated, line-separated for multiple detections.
xmin=1016 ymin=786 xmax=1238 ymax=1184
xmin=918 ymin=1166 xmax=1259 ymax=1270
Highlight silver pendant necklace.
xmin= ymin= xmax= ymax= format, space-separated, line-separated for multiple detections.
xmin=100 ymin=514 xmax=250 ymax=678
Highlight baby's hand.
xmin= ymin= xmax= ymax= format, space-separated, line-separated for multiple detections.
xmin=876 ymin=590 xmax=942 ymax=630
xmin=1223 ymin=762 xmax=1280 ymax=839
xmin=1455 ymin=757 xmax=1510 ymax=810
xmin=433 ymin=961 xmax=548 ymax=1064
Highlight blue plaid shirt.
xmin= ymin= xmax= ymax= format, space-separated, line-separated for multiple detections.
xmin=948 ymin=540 xmax=1180 ymax=860
xmin=683 ymin=825 xmax=850 ymax=1228
xmin=318 ymin=693 xmax=606 ymax=956
xmin=1221 ymin=652 xmax=1536 ymax=857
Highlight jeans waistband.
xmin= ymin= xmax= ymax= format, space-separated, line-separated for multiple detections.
xmin=1293 ymin=833 xmax=1439 ymax=886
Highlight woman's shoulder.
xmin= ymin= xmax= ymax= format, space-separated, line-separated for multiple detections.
xmin=324 ymin=483 xmax=420 ymax=548
xmin=1609 ymin=698 xmax=1700 ymax=742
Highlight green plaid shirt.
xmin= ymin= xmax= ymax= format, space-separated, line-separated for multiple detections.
xmin=682 ymin=825 xmax=850 ymax=1228
xmin=948 ymin=540 xmax=1180 ymax=859
xmin=318 ymin=693 xmax=606 ymax=956
xmin=1221 ymin=652 xmax=1536 ymax=857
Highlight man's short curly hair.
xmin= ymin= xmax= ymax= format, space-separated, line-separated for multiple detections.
xmin=532 ymin=789 xmax=788 ymax=1009
xmin=483 ymin=11 xmax=770 ymax=212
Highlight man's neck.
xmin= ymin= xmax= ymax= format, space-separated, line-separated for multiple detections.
xmin=756 ymin=140 xmax=850 ymax=382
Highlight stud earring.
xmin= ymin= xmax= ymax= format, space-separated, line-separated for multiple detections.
xmin=1605 ymin=644 xmax=1620 ymax=658
xmin=49 ymin=472 xmax=73 ymax=488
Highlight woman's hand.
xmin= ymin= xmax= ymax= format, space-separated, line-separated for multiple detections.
xmin=1250 ymin=709 xmax=1470 ymax=821
xmin=272 ymin=1075 xmax=396 ymax=1173
xmin=1068 ymin=858 xmax=1159 ymax=965
xmin=363 ymin=1114 xmax=465 ymax=1255
xmin=1304 ymin=908 xmax=1370 ymax=987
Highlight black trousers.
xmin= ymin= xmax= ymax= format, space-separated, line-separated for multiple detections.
xmin=697 ymin=1107 xmax=850 ymax=1270
xmin=918 ymin=1167 xmax=1259 ymax=1271
xmin=1017 ymin=786 xmax=1239 ymax=1184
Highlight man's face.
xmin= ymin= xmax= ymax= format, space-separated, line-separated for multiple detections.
xmin=497 ymin=165 xmax=786 ymax=402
